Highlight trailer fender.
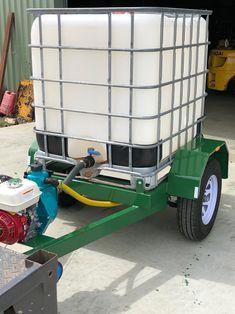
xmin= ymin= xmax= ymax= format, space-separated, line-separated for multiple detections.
xmin=167 ymin=138 xmax=228 ymax=200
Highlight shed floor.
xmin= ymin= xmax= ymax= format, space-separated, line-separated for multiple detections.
xmin=0 ymin=92 xmax=234 ymax=314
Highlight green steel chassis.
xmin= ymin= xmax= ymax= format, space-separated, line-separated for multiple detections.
xmin=23 ymin=136 xmax=228 ymax=258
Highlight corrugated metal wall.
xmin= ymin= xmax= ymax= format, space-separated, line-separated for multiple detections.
xmin=0 ymin=0 xmax=65 ymax=91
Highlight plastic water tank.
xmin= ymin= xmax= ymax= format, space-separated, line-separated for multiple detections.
xmin=31 ymin=13 xmax=206 ymax=163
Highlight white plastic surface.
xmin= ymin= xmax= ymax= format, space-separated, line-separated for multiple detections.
xmin=0 ymin=179 xmax=41 ymax=212
xmin=31 ymin=13 xmax=207 ymax=161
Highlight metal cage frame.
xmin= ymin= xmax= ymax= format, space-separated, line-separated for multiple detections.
xmin=28 ymin=7 xmax=212 ymax=190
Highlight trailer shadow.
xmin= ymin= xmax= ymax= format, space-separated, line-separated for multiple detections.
xmin=58 ymin=264 xmax=174 ymax=314
xmin=205 ymin=92 xmax=235 ymax=141
xmin=56 ymin=191 xmax=235 ymax=313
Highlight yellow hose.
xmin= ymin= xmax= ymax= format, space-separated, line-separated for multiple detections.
xmin=59 ymin=182 xmax=120 ymax=208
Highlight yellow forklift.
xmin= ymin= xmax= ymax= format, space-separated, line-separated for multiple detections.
xmin=208 ymin=39 xmax=235 ymax=92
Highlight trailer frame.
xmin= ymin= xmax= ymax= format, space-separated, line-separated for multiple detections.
xmin=24 ymin=136 xmax=228 ymax=258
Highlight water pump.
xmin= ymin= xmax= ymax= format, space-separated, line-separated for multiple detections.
xmin=0 ymin=164 xmax=58 ymax=245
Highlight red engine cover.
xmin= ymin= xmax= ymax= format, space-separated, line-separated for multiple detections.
xmin=0 ymin=210 xmax=27 ymax=245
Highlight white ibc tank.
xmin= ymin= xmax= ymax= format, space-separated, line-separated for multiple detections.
xmin=31 ymin=13 xmax=207 ymax=162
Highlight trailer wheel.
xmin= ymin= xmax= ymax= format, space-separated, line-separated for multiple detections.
xmin=177 ymin=158 xmax=222 ymax=241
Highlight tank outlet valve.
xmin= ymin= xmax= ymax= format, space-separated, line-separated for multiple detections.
xmin=83 ymin=155 xmax=95 ymax=168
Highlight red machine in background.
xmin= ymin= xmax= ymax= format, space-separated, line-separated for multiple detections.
xmin=0 ymin=90 xmax=16 ymax=115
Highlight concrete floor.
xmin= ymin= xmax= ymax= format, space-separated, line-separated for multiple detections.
xmin=0 ymin=92 xmax=234 ymax=314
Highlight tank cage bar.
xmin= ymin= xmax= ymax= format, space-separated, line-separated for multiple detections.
xmin=28 ymin=7 xmax=211 ymax=190
xmin=27 ymin=7 xmax=212 ymax=15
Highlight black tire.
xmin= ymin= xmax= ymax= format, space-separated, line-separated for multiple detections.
xmin=177 ymin=158 xmax=222 ymax=241
xmin=58 ymin=191 xmax=83 ymax=208
xmin=227 ymin=80 xmax=235 ymax=94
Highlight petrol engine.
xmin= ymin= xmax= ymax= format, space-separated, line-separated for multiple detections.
xmin=0 ymin=163 xmax=58 ymax=245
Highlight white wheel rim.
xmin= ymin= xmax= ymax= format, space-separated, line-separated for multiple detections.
xmin=202 ymin=175 xmax=218 ymax=225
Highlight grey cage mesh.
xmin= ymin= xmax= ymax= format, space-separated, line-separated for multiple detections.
xmin=28 ymin=7 xmax=211 ymax=190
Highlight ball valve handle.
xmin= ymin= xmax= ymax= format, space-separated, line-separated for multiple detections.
xmin=87 ymin=147 xmax=101 ymax=156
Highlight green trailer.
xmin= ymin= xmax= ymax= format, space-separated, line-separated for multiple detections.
xmin=0 ymin=8 xmax=229 ymax=276
xmin=23 ymin=135 xmax=228 ymax=258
